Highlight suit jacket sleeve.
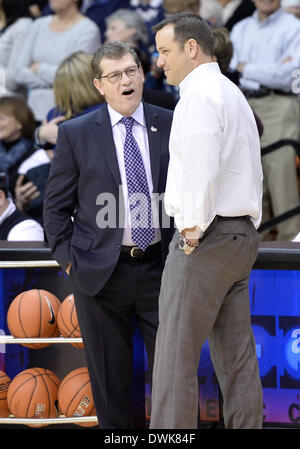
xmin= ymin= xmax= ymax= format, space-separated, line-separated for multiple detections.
xmin=43 ymin=124 xmax=78 ymax=270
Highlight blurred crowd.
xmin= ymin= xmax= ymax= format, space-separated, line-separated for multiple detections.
xmin=0 ymin=0 xmax=299 ymax=242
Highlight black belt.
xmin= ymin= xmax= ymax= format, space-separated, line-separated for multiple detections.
xmin=120 ymin=241 xmax=161 ymax=258
xmin=199 ymin=215 xmax=251 ymax=241
xmin=217 ymin=215 xmax=250 ymax=221
xmin=243 ymin=87 xmax=294 ymax=99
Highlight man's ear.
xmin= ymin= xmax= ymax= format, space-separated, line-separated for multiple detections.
xmin=93 ymin=78 xmax=105 ymax=97
xmin=184 ymin=38 xmax=198 ymax=59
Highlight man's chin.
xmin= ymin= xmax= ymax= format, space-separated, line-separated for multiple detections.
xmin=165 ymin=75 xmax=177 ymax=87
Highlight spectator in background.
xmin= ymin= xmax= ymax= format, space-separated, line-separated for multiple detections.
xmin=281 ymin=0 xmax=300 ymax=18
xmin=81 ymin=1 xmax=95 ymax=13
xmin=0 ymin=0 xmax=33 ymax=98
xmin=15 ymin=51 xmax=104 ymax=227
xmin=128 ymin=0 xmax=165 ymax=49
xmin=105 ymin=9 xmax=151 ymax=86
xmin=45 ymin=50 xmax=104 ymax=122
xmin=212 ymin=26 xmax=233 ymax=73
xmin=14 ymin=0 xmax=101 ymax=123
xmin=105 ymin=8 xmax=150 ymax=48
xmin=0 ymin=5 xmax=5 ymax=34
xmin=85 ymin=0 xmax=130 ymax=42
xmin=28 ymin=0 xmax=50 ymax=17
xmin=230 ymin=0 xmax=300 ymax=241
xmin=217 ymin=0 xmax=255 ymax=31
xmin=163 ymin=0 xmax=200 ymax=14
xmin=212 ymin=26 xmax=263 ymax=137
xmin=200 ymin=0 xmax=223 ymax=27
xmin=0 ymin=172 xmax=44 ymax=241
xmin=0 ymin=96 xmax=36 ymax=196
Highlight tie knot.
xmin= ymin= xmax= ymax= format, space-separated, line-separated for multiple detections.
xmin=121 ymin=116 xmax=134 ymax=131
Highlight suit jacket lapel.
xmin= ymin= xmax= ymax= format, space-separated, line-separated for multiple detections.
xmin=94 ymin=104 xmax=122 ymax=186
xmin=94 ymin=102 xmax=162 ymax=192
xmin=143 ymin=102 xmax=161 ymax=193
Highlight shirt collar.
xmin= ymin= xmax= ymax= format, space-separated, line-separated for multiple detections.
xmin=179 ymin=62 xmax=221 ymax=97
xmin=252 ymin=7 xmax=283 ymax=24
xmin=107 ymin=102 xmax=145 ymax=127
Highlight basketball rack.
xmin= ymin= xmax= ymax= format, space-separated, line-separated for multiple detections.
xmin=0 ymin=415 xmax=98 ymax=425
xmin=0 ymin=335 xmax=99 ymax=426
xmin=0 ymin=336 xmax=83 ymax=344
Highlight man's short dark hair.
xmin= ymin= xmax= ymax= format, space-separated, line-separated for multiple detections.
xmin=91 ymin=41 xmax=141 ymax=78
xmin=153 ymin=12 xmax=214 ymax=57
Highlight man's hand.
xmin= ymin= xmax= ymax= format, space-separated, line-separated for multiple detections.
xmin=65 ymin=262 xmax=72 ymax=275
xmin=237 ymin=63 xmax=246 ymax=73
xmin=29 ymin=62 xmax=41 ymax=74
xmin=38 ymin=116 xmax=65 ymax=145
xmin=15 ymin=175 xmax=40 ymax=211
xmin=181 ymin=226 xmax=200 ymax=255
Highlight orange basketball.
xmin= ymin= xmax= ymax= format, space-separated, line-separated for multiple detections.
xmin=7 ymin=367 xmax=60 ymax=426
xmin=0 ymin=370 xmax=11 ymax=417
xmin=58 ymin=367 xmax=97 ymax=427
xmin=57 ymin=294 xmax=83 ymax=349
xmin=7 ymin=289 xmax=61 ymax=348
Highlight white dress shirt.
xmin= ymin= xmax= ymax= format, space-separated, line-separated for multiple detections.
xmin=230 ymin=8 xmax=300 ymax=92
xmin=164 ymin=62 xmax=263 ymax=238
xmin=107 ymin=102 xmax=161 ymax=246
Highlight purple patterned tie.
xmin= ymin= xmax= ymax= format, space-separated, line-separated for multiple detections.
xmin=121 ymin=116 xmax=155 ymax=251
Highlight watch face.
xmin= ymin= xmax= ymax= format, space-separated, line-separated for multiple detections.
xmin=179 ymin=237 xmax=185 ymax=250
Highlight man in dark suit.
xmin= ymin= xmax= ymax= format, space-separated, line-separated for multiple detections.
xmin=43 ymin=41 xmax=173 ymax=429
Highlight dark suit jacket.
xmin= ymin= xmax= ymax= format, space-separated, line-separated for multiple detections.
xmin=43 ymin=102 xmax=174 ymax=297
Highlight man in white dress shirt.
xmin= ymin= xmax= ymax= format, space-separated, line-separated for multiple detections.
xmin=230 ymin=0 xmax=300 ymax=240
xmin=150 ymin=12 xmax=264 ymax=429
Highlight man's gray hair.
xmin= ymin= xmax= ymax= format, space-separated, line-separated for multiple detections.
xmin=91 ymin=41 xmax=141 ymax=78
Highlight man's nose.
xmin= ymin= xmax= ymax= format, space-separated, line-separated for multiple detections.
xmin=156 ymin=54 xmax=165 ymax=68
xmin=120 ymin=71 xmax=131 ymax=83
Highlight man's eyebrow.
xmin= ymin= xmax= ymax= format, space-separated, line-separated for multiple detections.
xmin=105 ymin=65 xmax=137 ymax=75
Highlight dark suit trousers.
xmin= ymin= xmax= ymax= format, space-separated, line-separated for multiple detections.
xmin=69 ymin=249 xmax=163 ymax=429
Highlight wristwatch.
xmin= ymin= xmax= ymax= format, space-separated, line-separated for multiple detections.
xmin=178 ymin=236 xmax=198 ymax=252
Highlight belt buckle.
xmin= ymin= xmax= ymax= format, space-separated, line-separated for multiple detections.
xmin=130 ymin=246 xmax=140 ymax=258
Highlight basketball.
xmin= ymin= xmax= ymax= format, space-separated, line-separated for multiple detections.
xmin=7 ymin=289 xmax=61 ymax=348
xmin=58 ymin=367 xmax=97 ymax=427
xmin=7 ymin=367 xmax=60 ymax=425
xmin=0 ymin=370 xmax=11 ymax=418
xmin=57 ymin=294 xmax=83 ymax=348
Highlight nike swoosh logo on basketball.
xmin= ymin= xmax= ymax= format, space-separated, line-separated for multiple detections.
xmin=44 ymin=295 xmax=56 ymax=325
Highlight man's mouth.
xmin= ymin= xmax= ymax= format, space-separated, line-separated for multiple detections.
xmin=122 ymin=89 xmax=134 ymax=96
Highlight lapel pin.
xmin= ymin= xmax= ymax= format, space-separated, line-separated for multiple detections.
xmin=151 ymin=126 xmax=157 ymax=132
